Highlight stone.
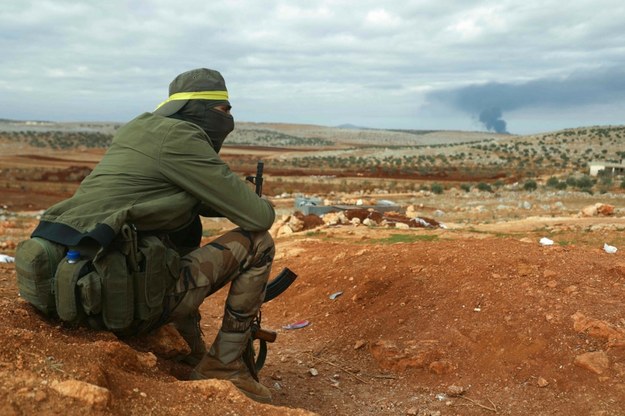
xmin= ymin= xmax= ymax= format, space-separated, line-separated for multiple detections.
xmin=136 ymin=352 xmax=158 ymax=369
xmin=278 ymin=224 xmax=294 ymax=237
xmin=429 ymin=360 xmax=456 ymax=375
xmin=395 ymin=222 xmax=410 ymax=230
xmin=138 ymin=324 xmax=191 ymax=359
xmin=354 ymin=340 xmax=366 ymax=350
xmin=370 ymin=339 xmax=443 ymax=372
xmin=288 ymin=215 xmax=305 ymax=232
xmin=574 ymin=351 xmax=610 ymax=374
xmin=537 ymin=377 xmax=549 ymax=387
xmin=445 ymin=385 xmax=466 ymax=396
xmin=571 ymin=312 xmax=625 ymax=341
xmin=50 ymin=379 xmax=111 ymax=409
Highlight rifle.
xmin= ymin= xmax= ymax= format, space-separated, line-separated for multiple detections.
xmin=244 ymin=160 xmax=298 ymax=378
xmin=246 ymin=161 xmax=264 ymax=196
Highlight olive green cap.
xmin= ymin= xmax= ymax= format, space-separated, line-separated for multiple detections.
xmin=153 ymin=68 xmax=229 ymax=116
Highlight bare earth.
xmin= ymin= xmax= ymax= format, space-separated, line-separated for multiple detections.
xmin=1 ymin=151 xmax=625 ymax=415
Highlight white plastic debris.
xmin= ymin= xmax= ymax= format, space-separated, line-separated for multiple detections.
xmin=539 ymin=237 xmax=554 ymax=246
xmin=604 ymin=243 xmax=618 ymax=254
xmin=0 ymin=254 xmax=15 ymax=263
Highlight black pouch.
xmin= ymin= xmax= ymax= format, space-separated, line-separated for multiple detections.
xmin=15 ymin=237 xmax=66 ymax=315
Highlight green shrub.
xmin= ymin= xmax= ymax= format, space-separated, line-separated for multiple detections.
xmin=576 ymin=175 xmax=595 ymax=189
xmin=460 ymin=183 xmax=472 ymax=192
xmin=546 ymin=176 xmax=560 ymax=188
xmin=477 ymin=182 xmax=492 ymax=192
xmin=523 ymin=180 xmax=537 ymax=191
xmin=430 ymin=183 xmax=444 ymax=194
xmin=621 ymin=179 xmax=625 ymax=189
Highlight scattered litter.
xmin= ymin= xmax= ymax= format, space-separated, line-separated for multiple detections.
xmin=329 ymin=291 xmax=343 ymax=300
xmin=539 ymin=237 xmax=554 ymax=246
xmin=0 ymin=254 xmax=15 ymax=263
xmin=283 ymin=320 xmax=310 ymax=330
xmin=604 ymin=243 xmax=618 ymax=254
xmin=435 ymin=393 xmax=448 ymax=401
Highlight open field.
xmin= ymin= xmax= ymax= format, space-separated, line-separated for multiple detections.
xmin=1 ymin=122 xmax=625 ymax=415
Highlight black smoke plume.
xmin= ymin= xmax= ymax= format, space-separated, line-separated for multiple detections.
xmin=479 ymin=107 xmax=508 ymax=133
xmin=426 ymin=66 xmax=625 ymax=134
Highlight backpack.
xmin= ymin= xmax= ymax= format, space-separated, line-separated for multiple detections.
xmin=15 ymin=224 xmax=180 ymax=333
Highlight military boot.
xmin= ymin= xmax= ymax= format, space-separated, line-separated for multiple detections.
xmin=172 ymin=311 xmax=207 ymax=366
xmin=189 ymin=330 xmax=272 ymax=404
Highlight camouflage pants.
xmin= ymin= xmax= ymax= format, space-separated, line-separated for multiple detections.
xmin=167 ymin=228 xmax=274 ymax=333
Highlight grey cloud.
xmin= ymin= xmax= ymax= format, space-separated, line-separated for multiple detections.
xmin=1 ymin=0 xmax=625 ymax=133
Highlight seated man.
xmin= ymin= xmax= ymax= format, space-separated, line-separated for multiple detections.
xmin=17 ymin=68 xmax=275 ymax=403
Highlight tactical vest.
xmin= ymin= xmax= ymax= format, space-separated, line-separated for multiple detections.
xmin=15 ymin=224 xmax=180 ymax=334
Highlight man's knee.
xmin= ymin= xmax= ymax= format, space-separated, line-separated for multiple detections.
xmin=251 ymin=231 xmax=274 ymax=254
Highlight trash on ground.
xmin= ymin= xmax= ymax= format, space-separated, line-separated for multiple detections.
xmin=283 ymin=320 xmax=310 ymax=330
xmin=0 ymin=254 xmax=15 ymax=263
xmin=604 ymin=243 xmax=618 ymax=254
xmin=329 ymin=291 xmax=343 ymax=300
xmin=539 ymin=237 xmax=554 ymax=246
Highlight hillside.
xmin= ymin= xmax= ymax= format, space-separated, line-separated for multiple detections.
xmin=1 ymin=120 xmax=623 ymax=185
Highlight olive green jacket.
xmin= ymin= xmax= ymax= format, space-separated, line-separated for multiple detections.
xmin=32 ymin=113 xmax=275 ymax=247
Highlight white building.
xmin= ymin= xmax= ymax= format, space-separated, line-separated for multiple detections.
xmin=589 ymin=160 xmax=625 ymax=177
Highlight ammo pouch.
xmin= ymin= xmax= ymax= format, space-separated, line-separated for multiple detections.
xmin=19 ymin=224 xmax=180 ymax=333
xmin=15 ymin=237 xmax=66 ymax=315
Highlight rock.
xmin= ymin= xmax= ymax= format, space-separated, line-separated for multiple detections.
xmin=574 ymin=351 xmax=609 ymax=374
xmin=580 ymin=203 xmax=614 ymax=217
xmin=571 ymin=312 xmax=625 ymax=341
xmin=50 ymin=379 xmax=111 ymax=409
xmin=136 ymin=352 xmax=158 ymax=369
xmin=537 ymin=377 xmax=549 ymax=387
xmin=269 ymin=218 xmax=287 ymax=238
xmin=581 ymin=204 xmax=599 ymax=217
xmin=138 ymin=323 xmax=191 ymax=358
xmin=309 ymin=368 xmax=319 ymax=376
xmin=395 ymin=222 xmax=410 ymax=230
xmin=350 ymin=217 xmax=361 ymax=226
xmin=363 ymin=218 xmax=375 ymax=226
xmin=288 ymin=215 xmax=305 ymax=232
xmin=278 ymin=224 xmax=294 ymax=237
xmin=370 ymin=339 xmax=443 ymax=372
xmin=429 ymin=360 xmax=456 ymax=375
xmin=354 ymin=340 xmax=367 ymax=350
xmin=597 ymin=204 xmax=615 ymax=216
xmin=445 ymin=385 xmax=466 ymax=396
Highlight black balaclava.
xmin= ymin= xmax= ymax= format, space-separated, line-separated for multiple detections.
xmin=169 ymin=100 xmax=234 ymax=153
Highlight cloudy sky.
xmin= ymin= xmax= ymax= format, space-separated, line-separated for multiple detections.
xmin=1 ymin=0 xmax=624 ymax=134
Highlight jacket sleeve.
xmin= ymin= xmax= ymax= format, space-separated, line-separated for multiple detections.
xmin=157 ymin=122 xmax=275 ymax=231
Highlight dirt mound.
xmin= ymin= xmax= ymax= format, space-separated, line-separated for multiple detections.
xmin=2 ymin=229 xmax=625 ymax=415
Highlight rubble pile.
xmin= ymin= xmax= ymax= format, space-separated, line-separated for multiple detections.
xmin=270 ymin=208 xmax=443 ymax=238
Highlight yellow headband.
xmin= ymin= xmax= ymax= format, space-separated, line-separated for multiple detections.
xmin=155 ymin=90 xmax=229 ymax=110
